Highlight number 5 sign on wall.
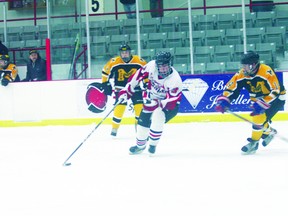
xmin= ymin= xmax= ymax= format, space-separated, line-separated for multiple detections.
xmin=89 ymin=0 xmax=104 ymax=14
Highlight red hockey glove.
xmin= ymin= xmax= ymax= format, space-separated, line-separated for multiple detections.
xmin=215 ymin=96 xmax=230 ymax=113
xmin=250 ymin=99 xmax=270 ymax=116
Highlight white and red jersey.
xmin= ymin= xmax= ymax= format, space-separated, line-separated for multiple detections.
xmin=125 ymin=60 xmax=182 ymax=110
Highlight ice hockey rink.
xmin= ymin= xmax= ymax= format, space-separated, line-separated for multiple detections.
xmin=1 ymin=120 xmax=288 ymax=216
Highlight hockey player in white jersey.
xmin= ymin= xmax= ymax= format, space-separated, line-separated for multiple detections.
xmin=118 ymin=51 xmax=183 ymax=155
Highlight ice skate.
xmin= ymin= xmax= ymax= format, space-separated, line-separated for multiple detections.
xmin=241 ymin=138 xmax=259 ymax=155
xmin=111 ymin=128 xmax=117 ymax=137
xmin=148 ymin=145 xmax=156 ymax=155
xmin=262 ymin=128 xmax=277 ymax=147
xmin=129 ymin=145 xmax=146 ymax=155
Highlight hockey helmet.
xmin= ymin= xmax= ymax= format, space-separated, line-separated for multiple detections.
xmin=86 ymin=82 xmax=108 ymax=113
xmin=119 ymin=44 xmax=132 ymax=63
xmin=240 ymin=51 xmax=260 ymax=76
xmin=0 ymin=54 xmax=9 ymax=68
xmin=155 ymin=51 xmax=173 ymax=78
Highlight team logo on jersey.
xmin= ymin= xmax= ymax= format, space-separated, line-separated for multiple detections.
xmin=85 ymin=82 xmax=107 ymax=113
xmin=182 ymin=78 xmax=209 ymax=109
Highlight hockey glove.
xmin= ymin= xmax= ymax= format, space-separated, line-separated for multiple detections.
xmin=102 ymin=82 xmax=112 ymax=96
xmin=1 ymin=78 xmax=9 ymax=86
xmin=250 ymin=99 xmax=270 ymax=116
xmin=215 ymin=96 xmax=230 ymax=113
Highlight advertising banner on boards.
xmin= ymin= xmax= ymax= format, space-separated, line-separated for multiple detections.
xmin=180 ymin=72 xmax=284 ymax=113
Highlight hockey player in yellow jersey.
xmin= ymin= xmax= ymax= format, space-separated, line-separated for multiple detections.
xmin=0 ymin=54 xmax=20 ymax=86
xmin=215 ymin=51 xmax=286 ymax=154
xmin=101 ymin=44 xmax=147 ymax=136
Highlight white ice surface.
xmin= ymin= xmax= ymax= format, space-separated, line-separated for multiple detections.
xmin=1 ymin=121 xmax=288 ymax=216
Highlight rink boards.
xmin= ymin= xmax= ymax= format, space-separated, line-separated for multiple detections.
xmin=0 ymin=72 xmax=287 ymax=126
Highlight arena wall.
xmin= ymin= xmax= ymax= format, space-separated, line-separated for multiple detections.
xmin=0 ymin=72 xmax=287 ymax=127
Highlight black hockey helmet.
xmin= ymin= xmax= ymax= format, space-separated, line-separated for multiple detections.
xmin=119 ymin=44 xmax=131 ymax=52
xmin=119 ymin=43 xmax=132 ymax=63
xmin=0 ymin=54 xmax=10 ymax=62
xmin=240 ymin=51 xmax=260 ymax=76
xmin=240 ymin=51 xmax=259 ymax=65
xmin=155 ymin=51 xmax=173 ymax=66
xmin=155 ymin=51 xmax=173 ymax=78
xmin=0 ymin=54 xmax=10 ymax=67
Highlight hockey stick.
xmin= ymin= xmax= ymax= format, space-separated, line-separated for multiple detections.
xmin=62 ymin=101 xmax=121 ymax=166
xmin=68 ymin=33 xmax=80 ymax=79
xmin=226 ymin=110 xmax=288 ymax=143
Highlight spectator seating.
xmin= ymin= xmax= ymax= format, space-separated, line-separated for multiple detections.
xmin=89 ymin=20 xmax=105 ymax=36
xmin=108 ymin=34 xmax=129 ymax=55
xmin=197 ymin=14 xmax=217 ymax=30
xmin=194 ymin=46 xmax=214 ymax=63
xmin=234 ymin=12 xmax=256 ymax=28
xmin=159 ymin=16 xmax=179 ymax=32
xmin=25 ymin=39 xmax=42 ymax=48
xmin=129 ymin=33 xmax=148 ymax=49
xmin=189 ymin=30 xmax=205 ymax=47
xmin=174 ymin=47 xmax=191 ymax=64
xmin=206 ymin=62 xmax=225 ymax=74
xmin=214 ymin=45 xmax=234 ymax=62
xmin=21 ymin=26 xmax=39 ymax=40
xmin=173 ymin=63 xmax=188 ymax=74
xmin=52 ymin=24 xmax=71 ymax=38
xmin=7 ymin=26 xmax=21 ymax=41
xmin=166 ymin=31 xmax=186 ymax=48
xmin=141 ymin=17 xmax=160 ymax=33
xmin=122 ymin=19 xmax=137 ymax=35
xmin=224 ymin=28 xmax=243 ymax=45
xmin=38 ymin=25 xmax=48 ymax=40
xmin=193 ymin=63 xmax=206 ymax=74
xmin=274 ymin=10 xmax=288 ymax=34
xmin=217 ymin=13 xmax=236 ymax=29
xmin=104 ymin=19 xmax=122 ymax=36
xmin=203 ymin=29 xmax=225 ymax=46
xmin=5 ymin=11 xmax=288 ymax=70
xmin=139 ymin=48 xmax=155 ymax=62
xmin=178 ymin=16 xmax=197 ymax=32
xmin=255 ymin=42 xmax=276 ymax=67
xmin=254 ymin=11 xmax=275 ymax=27
xmin=264 ymin=26 xmax=286 ymax=52
xmin=225 ymin=61 xmax=240 ymax=73
xmin=245 ymin=27 xmax=265 ymax=44
xmin=91 ymin=35 xmax=110 ymax=57
xmin=146 ymin=32 xmax=167 ymax=49
xmin=71 ymin=22 xmax=87 ymax=38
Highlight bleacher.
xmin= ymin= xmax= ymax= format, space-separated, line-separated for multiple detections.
xmin=2 ymin=11 xmax=288 ymax=75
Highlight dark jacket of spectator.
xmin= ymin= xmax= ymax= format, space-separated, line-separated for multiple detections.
xmin=23 ymin=50 xmax=47 ymax=81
